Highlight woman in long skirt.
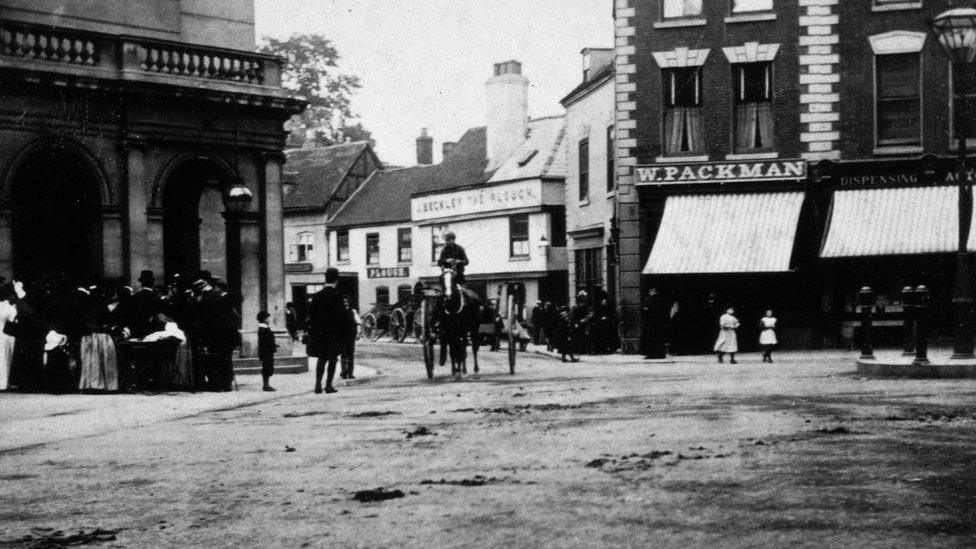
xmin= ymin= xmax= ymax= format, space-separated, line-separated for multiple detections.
xmin=759 ymin=309 xmax=778 ymax=363
xmin=713 ymin=306 xmax=740 ymax=364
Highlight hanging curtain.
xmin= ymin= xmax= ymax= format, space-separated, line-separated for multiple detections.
xmin=757 ymin=103 xmax=774 ymax=149
xmin=683 ymin=108 xmax=703 ymax=152
xmin=664 ymin=108 xmax=684 ymax=155
xmin=736 ymin=104 xmax=759 ymax=150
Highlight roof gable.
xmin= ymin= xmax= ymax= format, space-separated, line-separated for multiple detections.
xmin=283 ymin=142 xmax=376 ymax=210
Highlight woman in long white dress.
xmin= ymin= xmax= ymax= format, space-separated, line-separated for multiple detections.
xmin=0 ymin=290 xmax=16 ymax=390
xmin=759 ymin=309 xmax=778 ymax=363
xmin=713 ymin=307 xmax=740 ymax=364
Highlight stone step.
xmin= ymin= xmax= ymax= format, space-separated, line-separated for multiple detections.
xmin=233 ymin=355 xmax=308 ymax=375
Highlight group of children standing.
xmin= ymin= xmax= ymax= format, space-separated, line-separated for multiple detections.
xmin=712 ymin=308 xmax=778 ymax=364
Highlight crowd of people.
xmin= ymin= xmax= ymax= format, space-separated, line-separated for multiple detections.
xmin=525 ymin=289 xmax=621 ymax=363
xmin=0 ymin=269 xmax=248 ymax=394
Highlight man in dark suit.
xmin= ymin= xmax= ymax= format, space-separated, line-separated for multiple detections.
xmin=306 ymin=267 xmax=350 ymax=394
xmin=641 ymin=288 xmax=668 ymax=359
xmin=437 ymin=232 xmax=468 ymax=286
xmin=127 ymin=270 xmax=160 ymax=338
xmin=191 ymin=273 xmax=240 ymax=391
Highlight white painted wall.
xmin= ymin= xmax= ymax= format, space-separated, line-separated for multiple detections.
xmin=486 ymin=72 xmax=529 ymax=171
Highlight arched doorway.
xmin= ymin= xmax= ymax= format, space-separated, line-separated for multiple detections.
xmin=10 ymin=146 xmax=102 ymax=281
xmin=162 ymin=158 xmax=233 ymax=282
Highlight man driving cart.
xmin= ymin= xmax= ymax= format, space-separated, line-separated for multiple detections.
xmin=437 ymin=231 xmax=469 ymax=287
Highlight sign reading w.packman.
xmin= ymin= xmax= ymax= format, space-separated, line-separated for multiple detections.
xmin=633 ymin=159 xmax=807 ymax=186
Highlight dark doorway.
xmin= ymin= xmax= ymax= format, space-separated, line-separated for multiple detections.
xmin=11 ymin=147 xmax=100 ymax=282
xmin=338 ymin=274 xmax=359 ymax=311
xmin=163 ymin=159 xmax=229 ymax=281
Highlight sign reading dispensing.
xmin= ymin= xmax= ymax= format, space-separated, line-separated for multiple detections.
xmin=634 ymin=159 xmax=807 ymax=186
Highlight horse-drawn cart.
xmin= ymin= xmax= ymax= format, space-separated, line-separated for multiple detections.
xmin=415 ymin=271 xmax=517 ymax=379
xmin=359 ymin=294 xmax=423 ymax=343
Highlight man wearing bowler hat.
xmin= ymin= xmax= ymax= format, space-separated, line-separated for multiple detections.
xmin=306 ymin=267 xmax=351 ymax=394
xmin=127 ymin=270 xmax=161 ymax=339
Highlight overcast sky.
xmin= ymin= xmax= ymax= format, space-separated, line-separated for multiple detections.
xmin=254 ymin=0 xmax=613 ymax=166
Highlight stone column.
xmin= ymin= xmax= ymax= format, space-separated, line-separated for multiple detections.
xmin=224 ymin=211 xmax=262 ymax=358
xmin=100 ymin=206 xmax=124 ymax=278
xmin=260 ymin=152 xmax=291 ymax=355
xmin=146 ymin=207 xmax=166 ymax=278
xmin=123 ymin=142 xmax=149 ymax=284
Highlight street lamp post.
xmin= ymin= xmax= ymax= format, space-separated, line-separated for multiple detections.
xmin=929 ymin=7 xmax=976 ymax=359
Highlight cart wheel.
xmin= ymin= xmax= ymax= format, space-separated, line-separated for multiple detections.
xmin=137 ymin=363 xmax=163 ymax=396
xmin=361 ymin=313 xmax=377 ymax=342
xmin=390 ymin=308 xmax=407 ymax=342
xmin=421 ymin=301 xmax=434 ymax=378
xmin=507 ymin=295 xmax=516 ymax=375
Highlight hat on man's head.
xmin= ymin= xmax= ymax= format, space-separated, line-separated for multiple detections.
xmin=190 ymin=278 xmax=208 ymax=292
xmin=444 ymin=231 xmax=456 ymax=241
xmin=197 ymin=270 xmax=213 ymax=283
xmin=325 ymin=267 xmax=340 ymax=284
xmin=138 ymin=270 xmax=155 ymax=285
xmin=256 ymin=310 xmax=270 ymax=322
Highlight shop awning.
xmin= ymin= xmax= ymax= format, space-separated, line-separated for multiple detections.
xmin=643 ymin=192 xmax=805 ymax=274
xmin=821 ymin=186 xmax=959 ymax=258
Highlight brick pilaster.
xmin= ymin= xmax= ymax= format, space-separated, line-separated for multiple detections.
xmin=798 ymin=0 xmax=841 ymax=161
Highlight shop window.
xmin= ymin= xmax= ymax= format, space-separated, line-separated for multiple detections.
xmin=662 ymin=0 xmax=702 ymax=19
xmin=375 ymin=286 xmax=389 ymax=306
xmin=336 ymin=230 xmax=349 ymax=262
xmin=397 ymin=227 xmax=412 ymax=263
xmin=876 ymin=53 xmax=921 ymax=146
xmin=732 ymin=0 xmax=772 ymax=12
xmin=953 ymin=64 xmax=976 ymax=145
xmin=366 ymin=233 xmax=380 ymax=266
xmin=733 ymin=63 xmax=774 ymax=151
xmin=510 ymin=214 xmax=530 ymax=257
xmin=606 ymin=125 xmax=615 ymax=192
xmin=578 ymin=138 xmax=589 ymax=201
xmin=662 ymin=67 xmax=703 ymax=155
xmin=431 ymin=225 xmax=448 ymax=263
xmin=575 ymin=248 xmax=603 ymax=298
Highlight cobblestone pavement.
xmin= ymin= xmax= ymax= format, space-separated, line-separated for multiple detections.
xmin=2 ymin=343 xmax=976 ymax=548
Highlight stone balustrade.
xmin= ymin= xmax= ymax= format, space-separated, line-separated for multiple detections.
xmin=0 ymin=20 xmax=282 ymax=89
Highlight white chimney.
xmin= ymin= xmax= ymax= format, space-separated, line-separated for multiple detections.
xmin=486 ymin=60 xmax=529 ymax=171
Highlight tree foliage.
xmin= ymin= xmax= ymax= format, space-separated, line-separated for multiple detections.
xmin=258 ymin=34 xmax=374 ymax=148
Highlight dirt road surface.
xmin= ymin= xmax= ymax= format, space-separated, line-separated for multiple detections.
xmin=2 ymin=344 xmax=976 ymax=548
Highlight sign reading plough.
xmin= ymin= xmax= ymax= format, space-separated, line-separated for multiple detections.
xmin=633 ymin=159 xmax=807 ymax=186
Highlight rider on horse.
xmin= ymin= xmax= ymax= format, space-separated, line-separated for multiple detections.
xmin=437 ymin=231 xmax=469 ymax=288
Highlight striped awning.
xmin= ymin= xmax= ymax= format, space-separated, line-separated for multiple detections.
xmin=821 ymin=186 xmax=958 ymax=258
xmin=643 ymin=192 xmax=805 ymax=274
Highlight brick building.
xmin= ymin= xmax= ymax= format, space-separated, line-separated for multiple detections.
xmin=613 ymin=0 xmax=974 ymax=353
xmin=0 ymin=1 xmax=304 ymax=356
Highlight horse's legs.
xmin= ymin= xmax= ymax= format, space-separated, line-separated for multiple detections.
xmin=440 ymin=340 xmax=448 ymax=366
xmin=471 ymin=328 xmax=480 ymax=374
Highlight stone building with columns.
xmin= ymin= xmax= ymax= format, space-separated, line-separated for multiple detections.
xmin=0 ymin=1 xmax=304 ymax=356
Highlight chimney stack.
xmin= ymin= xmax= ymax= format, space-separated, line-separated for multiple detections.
xmin=581 ymin=48 xmax=614 ymax=82
xmin=486 ymin=60 xmax=529 ymax=171
xmin=416 ymin=128 xmax=433 ymax=165
xmin=442 ymin=141 xmax=456 ymax=159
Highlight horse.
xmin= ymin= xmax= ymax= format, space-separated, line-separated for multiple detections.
xmin=436 ymin=264 xmax=482 ymax=378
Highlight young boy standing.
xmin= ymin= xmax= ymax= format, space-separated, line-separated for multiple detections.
xmin=257 ymin=311 xmax=278 ymax=391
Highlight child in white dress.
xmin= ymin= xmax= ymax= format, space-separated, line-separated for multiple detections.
xmin=759 ymin=310 xmax=778 ymax=363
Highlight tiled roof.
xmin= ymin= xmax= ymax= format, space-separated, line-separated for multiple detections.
xmin=487 ymin=116 xmax=567 ymax=183
xmin=283 ymin=142 xmax=370 ymax=210
xmin=330 ymin=128 xmax=488 ymax=227
xmin=644 ymin=192 xmax=805 ymax=274
xmin=560 ymin=64 xmax=614 ymax=107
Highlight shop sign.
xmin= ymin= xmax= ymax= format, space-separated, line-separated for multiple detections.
xmin=367 ymin=267 xmax=410 ymax=279
xmin=412 ymin=180 xmax=543 ymax=221
xmin=285 ymin=263 xmax=313 ymax=273
xmin=633 ymin=159 xmax=807 ymax=186
xmin=838 ymin=169 xmax=976 ymax=188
